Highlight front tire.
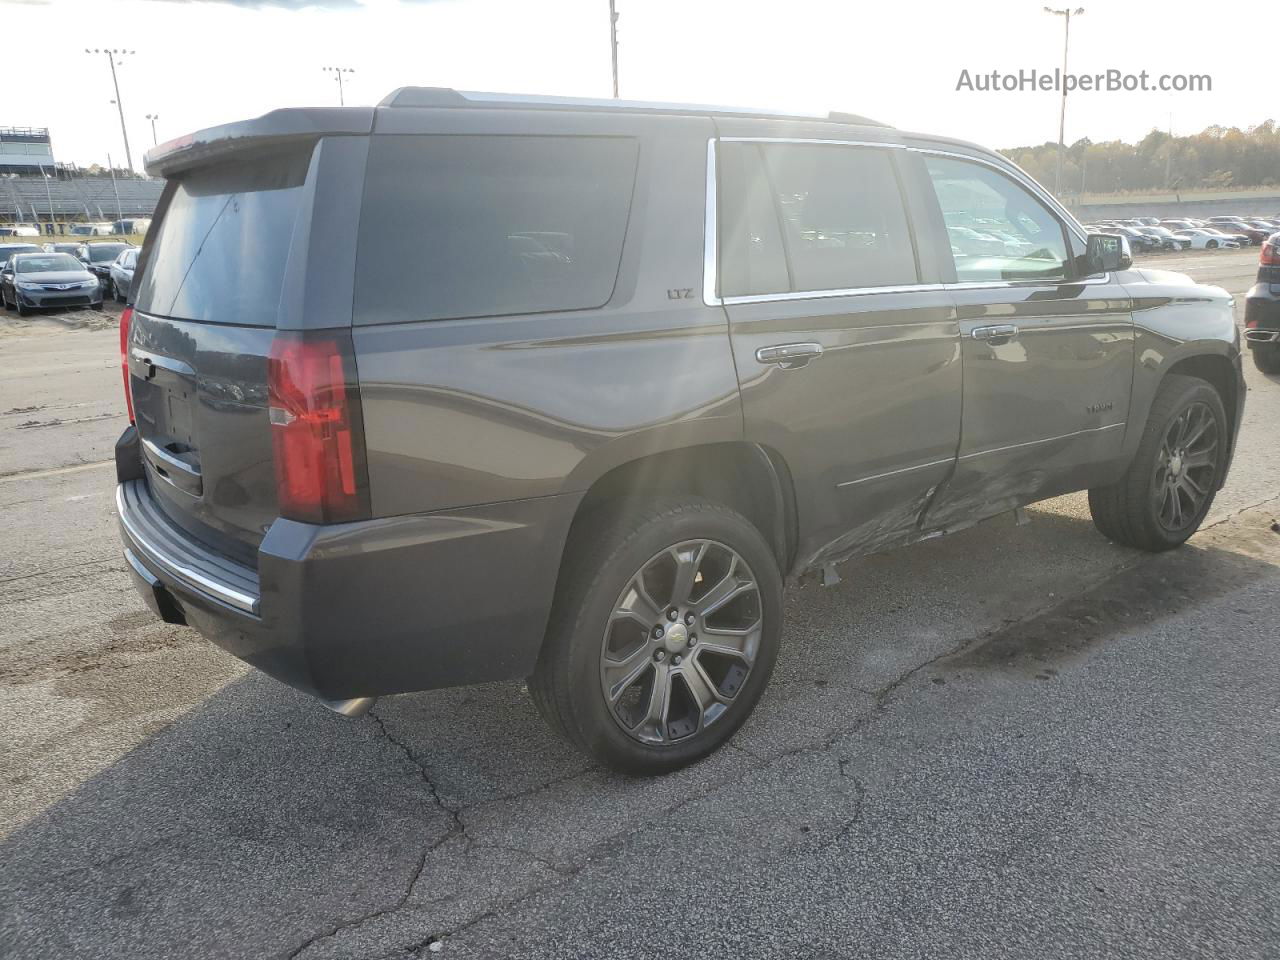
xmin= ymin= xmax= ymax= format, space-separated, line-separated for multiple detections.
xmin=1253 ymin=345 xmax=1280 ymax=375
xmin=1207 ymin=239 xmax=1218 ymax=249
xmin=15 ymin=299 xmax=30 ymax=317
xmin=1088 ymin=374 xmax=1226 ymax=552
xmin=531 ymin=497 xmax=782 ymax=775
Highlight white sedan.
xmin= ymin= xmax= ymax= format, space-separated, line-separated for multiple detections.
xmin=1173 ymin=229 xmax=1240 ymax=250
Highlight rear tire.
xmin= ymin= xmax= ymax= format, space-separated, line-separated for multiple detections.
xmin=1253 ymin=345 xmax=1280 ymax=375
xmin=1089 ymin=374 xmax=1226 ymax=552
xmin=531 ymin=496 xmax=782 ymax=775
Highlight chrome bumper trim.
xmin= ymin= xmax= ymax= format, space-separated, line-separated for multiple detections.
xmin=116 ymin=483 xmax=261 ymax=616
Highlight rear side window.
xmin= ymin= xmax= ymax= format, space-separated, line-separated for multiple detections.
xmin=135 ymin=145 xmax=312 ymax=327
xmin=356 ymin=135 xmax=638 ymax=325
xmin=718 ymin=142 xmax=918 ymax=297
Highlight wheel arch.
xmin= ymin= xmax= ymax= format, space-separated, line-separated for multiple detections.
xmin=1165 ymin=353 xmax=1241 ymax=484
xmin=563 ymin=441 xmax=799 ymax=577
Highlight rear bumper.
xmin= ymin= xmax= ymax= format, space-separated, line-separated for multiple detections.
xmin=116 ymin=451 xmax=577 ymax=703
xmin=1245 ymin=283 xmax=1280 ymax=348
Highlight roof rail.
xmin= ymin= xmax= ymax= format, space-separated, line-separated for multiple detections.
xmin=379 ymin=87 xmax=889 ymax=127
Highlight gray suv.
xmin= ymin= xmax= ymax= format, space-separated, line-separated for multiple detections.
xmin=115 ymin=89 xmax=1245 ymax=774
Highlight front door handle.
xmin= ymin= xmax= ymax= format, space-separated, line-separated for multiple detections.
xmin=971 ymin=324 xmax=1019 ymax=345
xmin=755 ymin=342 xmax=824 ymax=369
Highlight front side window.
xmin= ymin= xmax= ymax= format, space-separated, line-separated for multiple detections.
xmin=718 ymin=142 xmax=918 ymax=297
xmin=925 ymin=156 xmax=1070 ymax=283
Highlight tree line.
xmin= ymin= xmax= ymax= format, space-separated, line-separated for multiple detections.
xmin=1001 ymin=121 xmax=1280 ymax=195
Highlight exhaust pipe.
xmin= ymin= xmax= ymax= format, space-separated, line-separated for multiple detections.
xmin=322 ymin=696 xmax=377 ymax=718
xmin=1244 ymin=329 xmax=1280 ymax=343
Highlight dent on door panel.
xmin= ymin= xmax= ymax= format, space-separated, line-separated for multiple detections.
xmin=729 ymin=292 xmax=962 ymax=567
xmin=924 ymin=285 xmax=1135 ymax=528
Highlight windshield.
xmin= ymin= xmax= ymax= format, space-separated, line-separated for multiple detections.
xmin=88 ymin=245 xmax=126 ymax=262
xmin=16 ymin=254 xmax=81 ymax=273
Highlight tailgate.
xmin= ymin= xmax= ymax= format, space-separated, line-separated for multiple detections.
xmin=128 ymin=143 xmax=316 ymax=566
xmin=128 ymin=313 xmax=276 ymax=566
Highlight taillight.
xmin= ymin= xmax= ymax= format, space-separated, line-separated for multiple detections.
xmin=119 ymin=305 xmax=134 ymax=423
xmin=267 ymin=332 xmax=370 ymax=525
xmin=1262 ymin=240 xmax=1279 ymax=266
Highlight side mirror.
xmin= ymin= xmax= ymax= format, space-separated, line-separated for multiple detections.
xmin=1086 ymin=233 xmax=1132 ymax=274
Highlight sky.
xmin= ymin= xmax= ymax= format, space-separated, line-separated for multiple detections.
xmin=7 ymin=0 xmax=1270 ymax=172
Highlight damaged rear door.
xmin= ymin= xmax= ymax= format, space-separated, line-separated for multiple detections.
xmin=713 ymin=129 xmax=962 ymax=569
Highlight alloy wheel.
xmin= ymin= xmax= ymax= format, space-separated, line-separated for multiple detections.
xmin=1152 ymin=400 xmax=1219 ymax=532
xmin=599 ymin=539 xmax=762 ymax=745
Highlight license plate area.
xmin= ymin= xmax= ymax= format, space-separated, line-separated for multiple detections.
xmin=130 ymin=347 xmax=203 ymax=497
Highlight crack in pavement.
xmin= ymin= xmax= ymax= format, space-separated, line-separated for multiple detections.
xmin=287 ymin=709 xmax=466 ymax=960
xmin=290 ymin=494 xmax=1280 ymax=957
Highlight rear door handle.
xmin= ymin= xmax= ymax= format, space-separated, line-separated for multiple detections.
xmin=971 ymin=324 xmax=1019 ymax=345
xmin=755 ymin=342 xmax=824 ymax=369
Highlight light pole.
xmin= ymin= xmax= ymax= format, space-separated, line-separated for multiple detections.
xmin=1043 ymin=7 xmax=1084 ymax=198
xmin=146 ymin=113 xmax=160 ymax=145
xmin=608 ymin=0 xmax=620 ymax=98
xmin=322 ymin=66 xmax=354 ymax=106
xmin=86 ymin=48 xmax=136 ymax=173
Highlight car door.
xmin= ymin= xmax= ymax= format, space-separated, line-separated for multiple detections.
xmin=913 ymin=150 xmax=1135 ymax=527
xmin=712 ymin=129 xmax=962 ymax=569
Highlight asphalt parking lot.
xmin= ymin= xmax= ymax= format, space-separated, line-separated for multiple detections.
xmin=2 ymin=248 xmax=1279 ymax=959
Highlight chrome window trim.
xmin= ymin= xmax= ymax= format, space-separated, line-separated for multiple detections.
xmin=718 ymin=136 xmax=905 ymax=149
xmin=703 ymin=136 xmax=1113 ymax=308
xmin=703 ymin=138 xmax=720 ymax=306
xmin=724 ymin=283 xmax=946 ymax=306
xmin=116 ymin=485 xmax=261 ymax=616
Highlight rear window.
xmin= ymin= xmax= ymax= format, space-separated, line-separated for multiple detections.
xmin=135 ymin=145 xmax=312 ymax=327
xmin=355 ymin=135 xmax=638 ymax=325
xmin=87 ymin=244 xmax=126 ymax=262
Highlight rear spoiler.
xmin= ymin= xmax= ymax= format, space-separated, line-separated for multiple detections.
xmin=144 ymin=107 xmax=374 ymax=178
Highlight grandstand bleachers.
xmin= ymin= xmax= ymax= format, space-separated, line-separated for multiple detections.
xmin=0 ymin=176 xmax=163 ymax=221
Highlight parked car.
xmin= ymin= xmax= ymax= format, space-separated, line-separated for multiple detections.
xmin=0 ymin=251 xmax=102 ymax=315
xmin=1244 ymin=233 xmax=1280 ymax=374
xmin=946 ymin=224 xmax=1005 ymax=255
xmin=114 ymin=91 xmax=1245 ymax=774
xmin=42 ymin=242 xmax=84 ymax=255
xmin=1160 ymin=219 xmax=1200 ymax=232
xmin=112 ymin=218 xmax=151 ymax=236
xmin=1207 ymin=219 xmax=1268 ymax=244
xmin=0 ymin=242 xmax=43 ymax=269
xmin=1136 ymin=226 xmax=1190 ymax=250
xmin=79 ymin=241 xmax=132 ymax=285
xmin=108 ymin=247 xmax=138 ymax=302
xmin=1174 ymin=229 xmax=1239 ymax=249
xmin=1102 ymin=225 xmax=1160 ymax=252
xmin=70 ymin=222 xmax=114 ymax=237
xmin=1201 ymin=226 xmax=1253 ymax=246
xmin=0 ymin=224 xmax=40 ymax=237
